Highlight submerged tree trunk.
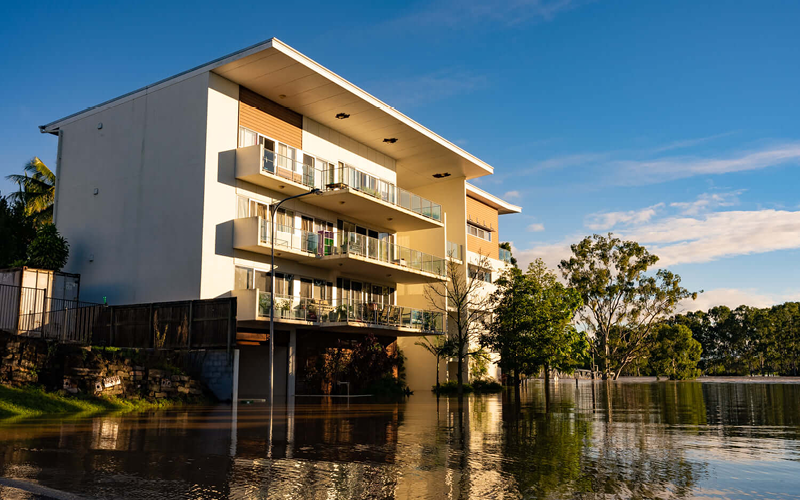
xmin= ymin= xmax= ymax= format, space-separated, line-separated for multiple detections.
xmin=457 ymin=351 xmax=464 ymax=396
xmin=435 ymin=355 xmax=440 ymax=393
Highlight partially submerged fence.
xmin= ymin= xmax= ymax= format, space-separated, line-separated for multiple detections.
xmin=91 ymin=298 xmax=236 ymax=350
xmin=0 ymin=284 xmax=236 ymax=351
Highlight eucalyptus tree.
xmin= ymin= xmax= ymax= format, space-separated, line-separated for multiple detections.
xmin=559 ymin=233 xmax=698 ymax=380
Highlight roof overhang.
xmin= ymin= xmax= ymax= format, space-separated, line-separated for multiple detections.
xmin=466 ymin=183 xmax=522 ymax=215
xmin=39 ymin=38 xmax=495 ymax=188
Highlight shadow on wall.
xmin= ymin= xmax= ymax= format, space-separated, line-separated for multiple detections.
xmin=217 ymin=149 xmax=236 ymax=188
xmin=215 ymin=220 xmax=234 ymax=258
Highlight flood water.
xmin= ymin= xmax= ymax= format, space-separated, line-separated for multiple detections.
xmin=1 ymin=379 xmax=800 ymax=499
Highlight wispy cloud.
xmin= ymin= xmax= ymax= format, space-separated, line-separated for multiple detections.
xmin=669 ymin=190 xmax=744 ymax=216
xmin=503 ymin=190 xmax=521 ymax=199
xmin=585 ymin=203 xmax=663 ymax=230
xmin=680 ymin=288 xmax=800 ymax=312
xmin=626 ymin=209 xmax=800 ymax=266
xmin=614 ymin=143 xmax=800 ymax=185
xmin=525 ymin=138 xmax=800 ymax=186
xmin=366 ymin=68 xmax=488 ymax=109
xmin=526 ymin=223 xmax=546 ymax=232
xmin=649 ymin=131 xmax=738 ymax=154
xmin=516 ymin=191 xmax=800 ymax=270
xmin=392 ymin=0 xmax=588 ymax=30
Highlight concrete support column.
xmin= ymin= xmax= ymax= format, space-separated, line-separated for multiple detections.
xmin=287 ymin=328 xmax=297 ymax=397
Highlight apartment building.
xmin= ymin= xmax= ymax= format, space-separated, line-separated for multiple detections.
xmin=39 ymin=38 xmax=520 ymax=396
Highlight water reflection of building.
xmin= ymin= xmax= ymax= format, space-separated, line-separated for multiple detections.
xmin=16 ymin=382 xmax=799 ymax=498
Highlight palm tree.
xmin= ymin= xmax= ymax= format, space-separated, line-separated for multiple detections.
xmin=415 ymin=335 xmax=456 ymax=392
xmin=6 ymin=157 xmax=55 ymax=225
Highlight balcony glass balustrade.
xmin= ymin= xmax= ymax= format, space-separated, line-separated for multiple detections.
xmin=499 ymin=248 xmax=513 ymax=264
xmin=446 ymin=241 xmax=463 ymax=261
xmin=257 ymin=293 xmax=445 ymax=333
xmin=258 ymin=220 xmax=446 ymax=278
xmin=262 ymin=151 xmax=442 ymax=222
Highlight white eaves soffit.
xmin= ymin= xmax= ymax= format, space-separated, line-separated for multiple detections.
xmin=39 ymin=38 xmax=495 ymax=190
xmin=212 ymin=39 xmax=494 ymax=189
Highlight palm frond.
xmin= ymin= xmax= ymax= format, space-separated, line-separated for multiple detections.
xmin=5 ymin=157 xmax=56 ymax=224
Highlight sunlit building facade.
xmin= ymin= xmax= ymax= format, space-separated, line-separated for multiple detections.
xmin=40 ymin=38 xmax=520 ymax=396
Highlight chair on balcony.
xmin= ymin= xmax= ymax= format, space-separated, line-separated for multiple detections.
xmin=388 ymin=306 xmax=401 ymax=327
xmin=378 ymin=304 xmax=390 ymax=326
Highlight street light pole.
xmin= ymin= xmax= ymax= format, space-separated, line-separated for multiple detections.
xmin=269 ymin=188 xmax=322 ymax=407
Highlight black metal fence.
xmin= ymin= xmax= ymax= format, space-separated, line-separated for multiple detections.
xmin=0 ymin=284 xmax=104 ymax=344
xmin=0 ymin=284 xmax=236 ymax=351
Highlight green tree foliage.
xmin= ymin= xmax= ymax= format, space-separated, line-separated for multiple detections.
xmin=671 ymin=302 xmax=800 ymax=376
xmin=0 ymin=194 xmax=37 ymax=267
xmin=5 ymin=157 xmax=56 ymax=225
xmin=525 ymin=260 xmax=585 ymax=377
xmin=26 ymin=223 xmax=69 ymax=271
xmin=649 ymin=324 xmax=702 ymax=380
xmin=482 ymin=259 xmax=583 ymax=387
xmin=559 ymin=233 xmax=698 ymax=380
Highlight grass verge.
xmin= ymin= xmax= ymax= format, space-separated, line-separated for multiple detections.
xmin=0 ymin=384 xmax=181 ymax=418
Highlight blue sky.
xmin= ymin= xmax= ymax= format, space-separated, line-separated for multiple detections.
xmin=2 ymin=0 xmax=799 ymax=311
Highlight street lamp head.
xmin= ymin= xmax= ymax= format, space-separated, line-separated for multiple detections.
xmin=311 ymin=188 xmax=323 ymax=196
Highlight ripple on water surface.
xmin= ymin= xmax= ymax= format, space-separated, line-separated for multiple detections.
xmin=0 ymin=379 xmax=799 ymax=499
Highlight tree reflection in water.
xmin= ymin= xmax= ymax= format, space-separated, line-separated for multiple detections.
xmin=1 ymin=381 xmax=800 ymax=499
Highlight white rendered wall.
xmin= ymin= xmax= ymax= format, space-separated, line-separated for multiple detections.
xmin=53 ymin=73 xmax=211 ymax=304
xmin=198 ymin=73 xmax=240 ymax=299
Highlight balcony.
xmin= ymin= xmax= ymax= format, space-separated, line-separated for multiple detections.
xmin=233 ymin=217 xmax=446 ymax=283
xmin=233 ymin=290 xmax=445 ymax=336
xmin=499 ymin=248 xmax=512 ymax=264
xmin=234 ymin=144 xmax=443 ymax=231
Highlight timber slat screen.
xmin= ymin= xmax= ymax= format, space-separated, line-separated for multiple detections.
xmin=91 ymin=298 xmax=236 ymax=350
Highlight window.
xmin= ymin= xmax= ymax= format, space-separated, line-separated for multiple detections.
xmin=467 ymin=222 xmax=492 ymax=242
xmin=234 ymin=266 xmax=253 ymax=290
xmin=468 ymin=265 xmax=492 ymax=284
xmin=237 ymin=196 xmax=249 ymax=219
xmin=274 ymin=208 xmax=294 ymax=231
xmin=238 ymin=127 xmax=258 ymax=147
xmin=250 ymin=200 xmax=269 ymax=220
xmin=267 ymin=272 xmax=293 ymax=296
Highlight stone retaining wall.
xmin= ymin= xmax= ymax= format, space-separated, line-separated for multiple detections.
xmin=0 ymin=330 xmax=232 ymax=402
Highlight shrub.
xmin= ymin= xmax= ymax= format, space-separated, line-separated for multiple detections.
xmin=471 ymin=379 xmax=503 ymax=393
xmin=365 ymin=375 xmax=411 ymax=398
xmin=26 ymin=223 xmax=69 ymax=271
xmin=433 ymin=381 xmax=474 ymax=394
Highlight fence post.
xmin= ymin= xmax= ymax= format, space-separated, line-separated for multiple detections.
xmin=187 ymin=301 xmax=194 ymax=350
xmin=110 ymin=307 xmax=115 ymax=347
xmin=72 ymin=300 xmax=79 ymax=343
xmin=149 ymin=303 xmax=154 ymax=349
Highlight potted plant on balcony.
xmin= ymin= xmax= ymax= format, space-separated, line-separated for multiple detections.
xmin=306 ymin=302 xmax=318 ymax=321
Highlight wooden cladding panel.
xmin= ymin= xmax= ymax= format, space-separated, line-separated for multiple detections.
xmin=466 ymin=196 xmax=499 ymax=259
xmin=239 ymin=87 xmax=302 ymax=149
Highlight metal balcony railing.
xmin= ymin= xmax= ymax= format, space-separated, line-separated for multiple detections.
xmin=260 ymin=149 xmax=442 ymax=222
xmin=256 ymin=219 xmax=446 ymax=277
xmin=257 ymin=293 xmax=445 ymax=333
